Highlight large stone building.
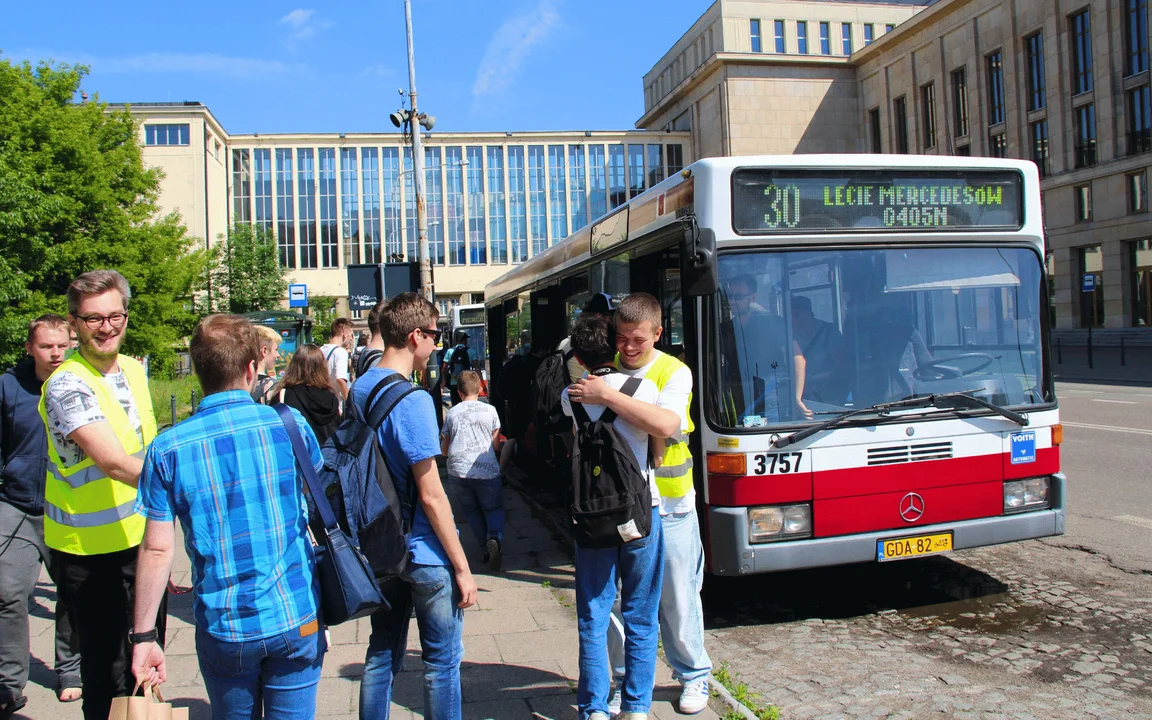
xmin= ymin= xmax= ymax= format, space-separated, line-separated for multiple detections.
xmin=130 ymin=0 xmax=1151 ymax=329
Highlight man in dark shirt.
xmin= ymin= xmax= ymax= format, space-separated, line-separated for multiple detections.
xmin=0 ymin=315 xmax=82 ymax=718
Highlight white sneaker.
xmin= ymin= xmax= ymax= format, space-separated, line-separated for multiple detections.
xmin=588 ymin=713 xmax=610 ymax=720
xmin=619 ymin=714 xmax=647 ymax=720
xmin=678 ymin=677 xmax=710 ymax=715
xmin=607 ymin=686 xmax=622 ymax=716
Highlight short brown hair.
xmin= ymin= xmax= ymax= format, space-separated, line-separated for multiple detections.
xmin=190 ymin=314 xmax=261 ymax=395
xmin=330 ymin=317 xmax=352 ymax=339
xmin=615 ymin=292 xmax=661 ymax=332
xmin=253 ymin=324 xmax=282 ymax=350
xmin=368 ymin=301 xmax=386 ymax=337
xmin=456 ymin=370 xmax=481 ymax=397
xmin=378 ymin=293 xmax=439 ymax=348
xmin=27 ymin=314 xmax=69 ymax=344
xmin=66 ymin=270 xmax=131 ymax=316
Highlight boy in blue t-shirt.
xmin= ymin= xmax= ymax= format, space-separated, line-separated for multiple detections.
xmin=351 ymin=293 xmax=477 ymax=720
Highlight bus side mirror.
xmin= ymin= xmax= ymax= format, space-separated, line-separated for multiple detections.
xmin=681 ymin=225 xmax=718 ymax=297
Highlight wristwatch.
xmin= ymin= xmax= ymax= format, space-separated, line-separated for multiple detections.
xmin=128 ymin=628 xmax=159 ymax=644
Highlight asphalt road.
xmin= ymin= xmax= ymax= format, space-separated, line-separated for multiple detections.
xmin=1051 ymin=381 xmax=1152 ymax=573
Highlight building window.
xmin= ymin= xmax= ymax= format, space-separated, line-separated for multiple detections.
xmin=774 ymin=20 xmax=786 ymax=53
xmin=275 ymin=148 xmax=296 ymax=269
xmin=951 ymin=68 xmax=969 ymax=137
xmin=589 ymin=144 xmax=608 ymax=221
xmin=144 ymin=124 xmax=190 ymax=146
xmin=864 ymin=24 xmax=874 ymax=45
xmin=231 ymin=149 xmax=251 ymax=223
xmin=666 ymin=144 xmax=685 ymax=175
xmin=797 ymin=21 xmax=808 ymax=54
xmin=869 ymin=108 xmax=882 ymax=153
xmin=508 ymin=146 xmax=528 ymax=264
xmin=297 ymin=149 xmax=318 ymax=269
xmin=1132 ymin=239 xmax=1152 ymax=326
xmin=253 ymin=149 xmax=272 ymax=233
xmin=989 ymin=132 xmax=1007 ymax=158
xmin=609 ymin=144 xmax=627 ymax=209
xmin=819 ymin=22 xmax=831 ymax=55
xmin=1129 ymin=171 xmax=1148 ymax=213
xmin=750 ymin=19 xmax=762 ymax=52
xmin=1075 ymin=184 xmax=1093 ymax=222
xmin=362 ymin=148 xmax=382 ymax=265
xmin=486 ymin=146 xmax=508 ymax=264
xmin=1070 ymin=10 xmax=1093 ymax=95
xmin=421 ymin=148 xmax=443 ymax=266
xmin=340 ymin=148 xmax=360 ymax=267
xmin=1075 ymin=104 xmax=1097 ymax=167
xmin=569 ymin=145 xmax=588 ymax=231
xmin=986 ymin=51 xmax=1005 ymax=126
xmin=1079 ymin=244 xmax=1104 ymax=327
xmin=842 ymin=23 xmax=852 ymax=55
xmin=466 ymin=146 xmax=487 ymax=264
xmin=382 ymin=148 xmax=402 ymax=262
xmin=445 ymin=146 xmax=465 ymax=266
xmin=627 ymin=143 xmax=645 ymax=199
xmin=893 ymin=97 xmax=909 ymax=154
xmin=528 ymin=145 xmax=547 ymax=255
xmin=920 ymin=83 xmax=937 ymax=150
xmin=1127 ymin=0 xmax=1149 ymax=76
xmin=955 ymin=144 xmax=971 ymax=156
xmin=1025 ymin=33 xmax=1046 ymax=111
xmin=647 ymin=144 xmax=665 ymax=190
xmin=319 ymin=148 xmax=338 ymax=269
xmin=1031 ymin=120 xmax=1050 ymax=176
xmin=886 ymin=23 xmax=895 ymax=32
xmin=549 ymin=144 xmax=569 ymax=244
xmin=1128 ymin=85 xmax=1152 ymax=154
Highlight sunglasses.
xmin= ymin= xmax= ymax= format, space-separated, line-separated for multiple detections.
xmin=418 ymin=327 xmax=443 ymax=342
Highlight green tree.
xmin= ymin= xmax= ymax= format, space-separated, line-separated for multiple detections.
xmin=0 ymin=57 xmax=207 ymax=376
xmin=308 ymin=294 xmax=339 ymax=342
xmin=210 ymin=223 xmax=288 ymax=313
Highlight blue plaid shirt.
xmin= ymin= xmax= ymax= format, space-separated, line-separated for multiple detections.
xmin=136 ymin=390 xmax=323 ymax=642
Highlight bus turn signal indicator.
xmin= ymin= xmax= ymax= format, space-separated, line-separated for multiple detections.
xmin=707 ymin=452 xmax=747 ymax=476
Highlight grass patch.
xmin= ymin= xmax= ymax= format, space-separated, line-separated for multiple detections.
xmin=713 ymin=662 xmax=780 ymax=720
xmin=150 ymin=374 xmax=203 ymax=427
xmin=541 ymin=580 xmax=552 ymax=588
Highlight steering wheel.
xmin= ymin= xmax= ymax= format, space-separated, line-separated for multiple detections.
xmin=912 ymin=352 xmax=996 ymax=380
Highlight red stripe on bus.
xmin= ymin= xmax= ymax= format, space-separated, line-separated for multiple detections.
xmin=707 ymin=472 xmax=811 ymax=506
xmin=813 ymin=480 xmax=1004 ymax=537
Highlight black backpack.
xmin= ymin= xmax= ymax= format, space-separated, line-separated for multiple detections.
xmin=569 ymin=375 xmax=652 ymax=549
xmin=533 ymin=346 xmax=576 ymax=434
xmin=355 ymin=348 xmax=383 ymax=378
xmin=314 ymin=372 xmax=422 ymax=584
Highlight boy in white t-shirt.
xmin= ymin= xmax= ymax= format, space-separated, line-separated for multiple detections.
xmin=440 ymin=370 xmax=505 ymax=571
xmin=320 ymin=317 xmax=352 ymax=399
xmin=562 ymin=313 xmax=668 ymax=720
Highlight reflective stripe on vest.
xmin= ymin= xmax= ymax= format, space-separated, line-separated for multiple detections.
xmin=39 ymin=354 xmax=156 ymax=555
xmin=643 ymin=352 xmax=695 ymax=499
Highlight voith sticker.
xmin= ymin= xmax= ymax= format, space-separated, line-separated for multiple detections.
xmin=1010 ymin=431 xmax=1036 ymax=464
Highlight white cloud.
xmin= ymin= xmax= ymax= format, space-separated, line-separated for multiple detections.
xmin=279 ymin=8 xmax=332 ymax=43
xmin=472 ymin=0 xmax=561 ymax=99
xmin=360 ymin=64 xmax=395 ymax=78
xmin=101 ymin=52 xmax=302 ymax=78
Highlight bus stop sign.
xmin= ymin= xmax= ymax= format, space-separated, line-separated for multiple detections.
xmin=288 ymin=284 xmax=308 ymax=308
xmin=1082 ymin=274 xmax=1096 ymax=292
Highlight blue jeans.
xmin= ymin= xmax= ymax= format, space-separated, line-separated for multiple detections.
xmin=449 ymin=475 xmax=505 ymax=548
xmin=360 ymin=564 xmax=464 ymax=720
xmin=195 ymin=623 xmax=325 ymax=720
xmin=607 ymin=505 xmax=712 ymax=684
xmin=575 ymin=506 xmax=664 ymax=720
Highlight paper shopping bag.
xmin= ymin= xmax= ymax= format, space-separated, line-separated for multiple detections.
xmin=107 ymin=695 xmax=150 ymax=720
xmin=147 ymin=685 xmax=172 ymax=720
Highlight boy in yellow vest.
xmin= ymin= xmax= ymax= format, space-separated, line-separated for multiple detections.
xmin=39 ymin=270 xmax=164 ymax=720
xmin=567 ymin=292 xmax=712 ymax=715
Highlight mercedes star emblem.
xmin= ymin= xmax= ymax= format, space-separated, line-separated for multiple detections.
xmin=899 ymin=492 xmax=925 ymax=522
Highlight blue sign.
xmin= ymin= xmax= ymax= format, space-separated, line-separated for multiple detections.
xmin=1010 ymin=431 xmax=1036 ymax=464
xmin=288 ymin=284 xmax=308 ymax=308
xmin=1082 ymin=274 xmax=1096 ymax=293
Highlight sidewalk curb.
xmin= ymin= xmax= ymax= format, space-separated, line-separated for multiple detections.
xmin=502 ymin=465 xmax=759 ymax=720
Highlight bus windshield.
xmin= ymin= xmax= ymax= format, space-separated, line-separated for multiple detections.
xmin=708 ymin=246 xmax=1048 ymax=430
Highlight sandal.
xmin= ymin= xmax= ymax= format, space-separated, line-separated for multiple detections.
xmin=57 ymin=687 xmax=82 ymax=703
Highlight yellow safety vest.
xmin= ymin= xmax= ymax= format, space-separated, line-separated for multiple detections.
xmin=617 ymin=351 xmax=696 ymax=499
xmin=39 ymin=354 xmax=157 ymax=555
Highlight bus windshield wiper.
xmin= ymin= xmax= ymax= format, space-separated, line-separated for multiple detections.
xmin=772 ymin=392 xmax=1027 ymax=449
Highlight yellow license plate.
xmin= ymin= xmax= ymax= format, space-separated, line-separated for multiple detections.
xmin=876 ymin=532 xmax=953 ymax=562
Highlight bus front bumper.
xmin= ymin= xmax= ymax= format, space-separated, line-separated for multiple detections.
xmin=706 ymin=473 xmax=1066 ymax=576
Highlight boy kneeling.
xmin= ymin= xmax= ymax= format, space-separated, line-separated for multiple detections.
xmin=562 ymin=313 xmax=665 ymax=720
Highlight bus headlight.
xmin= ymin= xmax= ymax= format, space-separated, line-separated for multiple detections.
xmin=749 ymin=504 xmax=812 ymax=543
xmin=1003 ymin=478 xmax=1050 ymax=513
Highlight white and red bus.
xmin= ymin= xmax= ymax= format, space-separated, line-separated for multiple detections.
xmin=484 ymin=154 xmax=1063 ymax=576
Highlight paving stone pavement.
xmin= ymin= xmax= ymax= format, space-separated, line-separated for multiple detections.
xmin=13 ymin=481 xmax=721 ymax=720
xmin=705 ymin=539 xmax=1152 ymax=720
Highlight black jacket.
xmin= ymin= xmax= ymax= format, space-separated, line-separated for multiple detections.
xmin=0 ymin=359 xmax=48 ymax=515
xmin=274 ymin=384 xmax=341 ymax=445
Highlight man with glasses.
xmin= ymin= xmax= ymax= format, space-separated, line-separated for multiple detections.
xmin=351 ymin=293 xmax=476 ymax=720
xmin=38 ymin=270 xmax=163 ymax=720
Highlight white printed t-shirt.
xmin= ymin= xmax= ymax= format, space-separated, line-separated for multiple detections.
xmin=441 ymin=400 xmax=502 ymax=479
xmin=44 ymin=367 xmax=144 ymax=468
xmin=561 ymin=373 xmax=660 ymax=507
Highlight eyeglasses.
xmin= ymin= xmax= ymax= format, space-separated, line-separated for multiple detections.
xmin=418 ymin=327 xmax=443 ymax=342
xmin=74 ymin=312 xmax=129 ymax=330
xmin=728 ymin=292 xmax=752 ymax=302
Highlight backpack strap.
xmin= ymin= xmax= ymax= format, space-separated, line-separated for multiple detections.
xmin=273 ymin=404 xmax=337 ymax=532
xmin=598 ymin=376 xmax=642 ymax=425
xmin=570 ymin=397 xmax=592 ymax=427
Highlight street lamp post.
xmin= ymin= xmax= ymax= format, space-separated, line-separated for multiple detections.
xmin=404 ymin=0 xmax=432 ymax=302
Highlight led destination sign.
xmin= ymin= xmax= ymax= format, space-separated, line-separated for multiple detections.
xmin=732 ymin=169 xmax=1023 ymax=234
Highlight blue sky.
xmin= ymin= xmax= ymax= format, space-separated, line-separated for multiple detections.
xmin=2 ymin=0 xmax=709 ymax=135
